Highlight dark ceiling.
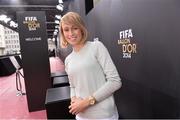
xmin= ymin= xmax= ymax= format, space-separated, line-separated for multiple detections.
xmin=0 ymin=0 xmax=70 ymax=38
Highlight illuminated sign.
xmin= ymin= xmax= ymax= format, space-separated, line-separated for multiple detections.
xmin=23 ymin=17 xmax=40 ymax=31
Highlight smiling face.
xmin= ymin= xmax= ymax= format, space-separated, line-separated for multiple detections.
xmin=59 ymin=12 xmax=88 ymax=48
xmin=61 ymin=22 xmax=83 ymax=47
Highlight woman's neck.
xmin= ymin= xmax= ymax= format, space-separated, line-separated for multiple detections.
xmin=73 ymin=43 xmax=85 ymax=52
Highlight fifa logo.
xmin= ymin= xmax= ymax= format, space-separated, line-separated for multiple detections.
xmin=23 ymin=17 xmax=40 ymax=31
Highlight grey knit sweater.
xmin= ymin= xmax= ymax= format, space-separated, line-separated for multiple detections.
xmin=65 ymin=41 xmax=122 ymax=119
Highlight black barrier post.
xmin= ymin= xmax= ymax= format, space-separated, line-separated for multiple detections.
xmin=17 ymin=11 xmax=51 ymax=112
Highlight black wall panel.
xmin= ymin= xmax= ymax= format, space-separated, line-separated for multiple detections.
xmin=64 ymin=0 xmax=180 ymax=118
xmin=89 ymin=0 xmax=180 ymax=118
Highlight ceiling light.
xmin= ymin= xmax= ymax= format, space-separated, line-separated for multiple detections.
xmin=54 ymin=31 xmax=57 ymax=35
xmin=10 ymin=21 xmax=18 ymax=28
xmin=59 ymin=0 xmax=63 ymax=4
xmin=0 ymin=15 xmax=7 ymax=21
xmin=55 ymin=15 xmax=62 ymax=20
xmin=54 ymin=29 xmax=58 ymax=32
xmin=4 ymin=17 xmax=11 ymax=23
xmin=55 ymin=25 xmax=59 ymax=28
xmin=0 ymin=14 xmax=17 ymax=28
xmin=55 ymin=20 xmax=59 ymax=24
xmin=56 ymin=4 xmax=64 ymax=11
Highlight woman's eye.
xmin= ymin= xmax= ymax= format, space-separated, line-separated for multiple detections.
xmin=73 ymin=27 xmax=78 ymax=30
xmin=63 ymin=29 xmax=69 ymax=32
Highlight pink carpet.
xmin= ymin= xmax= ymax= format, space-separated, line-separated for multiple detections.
xmin=0 ymin=57 xmax=65 ymax=119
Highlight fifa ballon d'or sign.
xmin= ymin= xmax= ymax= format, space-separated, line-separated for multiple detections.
xmin=118 ymin=29 xmax=137 ymax=59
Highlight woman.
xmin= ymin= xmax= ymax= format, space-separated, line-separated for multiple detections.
xmin=60 ymin=12 xmax=122 ymax=120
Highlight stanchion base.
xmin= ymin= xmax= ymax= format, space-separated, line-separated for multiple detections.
xmin=16 ymin=91 xmax=26 ymax=96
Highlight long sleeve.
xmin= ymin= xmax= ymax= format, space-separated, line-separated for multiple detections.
xmin=93 ymin=41 xmax=122 ymax=102
xmin=65 ymin=58 xmax=76 ymax=98
xmin=68 ymin=76 xmax=76 ymax=98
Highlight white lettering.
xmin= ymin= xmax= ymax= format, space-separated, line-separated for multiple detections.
xmin=119 ymin=29 xmax=133 ymax=39
xmin=25 ymin=17 xmax=37 ymax=21
xmin=123 ymin=53 xmax=131 ymax=58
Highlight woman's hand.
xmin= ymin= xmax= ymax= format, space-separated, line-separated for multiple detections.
xmin=70 ymin=96 xmax=77 ymax=104
xmin=69 ymin=97 xmax=89 ymax=115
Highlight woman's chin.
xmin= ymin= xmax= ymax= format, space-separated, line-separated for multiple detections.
xmin=69 ymin=41 xmax=78 ymax=46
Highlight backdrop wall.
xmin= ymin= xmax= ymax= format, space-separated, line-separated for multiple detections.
xmin=63 ymin=0 xmax=180 ymax=118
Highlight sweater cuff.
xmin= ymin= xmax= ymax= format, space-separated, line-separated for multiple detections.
xmin=70 ymin=88 xmax=76 ymax=98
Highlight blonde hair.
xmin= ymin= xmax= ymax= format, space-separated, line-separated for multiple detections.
xmin=59 ymin=12 xmax=88 ymax=48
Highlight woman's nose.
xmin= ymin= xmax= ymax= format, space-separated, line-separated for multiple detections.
xmin=69 ymin=29 xmax=74 ymax=36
